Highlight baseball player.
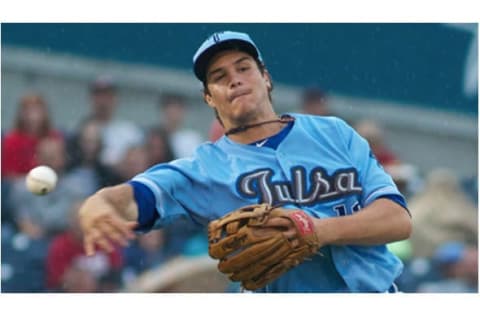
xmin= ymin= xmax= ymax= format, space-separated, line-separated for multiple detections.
xmin=78 ymin=30 xmax=412 ymax=292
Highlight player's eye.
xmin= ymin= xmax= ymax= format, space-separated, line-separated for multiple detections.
xmin=238 ymin=66 xmax=250 ymax=72
xmin=213 ymin=73 xmax=226 ymax=82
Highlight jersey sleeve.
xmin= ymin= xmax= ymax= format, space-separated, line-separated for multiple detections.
xmin=334 ymin=118 xmax=406 ymax=208
xmin=127 ymin=180 xmax=158 ymax=232
xmin=130 ymin=159 xmax=213 ymax=231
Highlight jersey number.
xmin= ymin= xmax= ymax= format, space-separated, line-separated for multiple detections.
xmin=334 ymin=202 xmax=361 ymax=216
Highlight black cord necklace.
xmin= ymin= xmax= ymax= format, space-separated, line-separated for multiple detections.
xmin=225 ymin=114 xmax=295 ymax=136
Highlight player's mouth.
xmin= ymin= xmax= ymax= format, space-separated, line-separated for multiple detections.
xmin=229 ymin=89 xmax=251 ymax=103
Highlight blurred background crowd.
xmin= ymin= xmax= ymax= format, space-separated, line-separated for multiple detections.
xmin=1 ymin=23 xmax=478 ymax=293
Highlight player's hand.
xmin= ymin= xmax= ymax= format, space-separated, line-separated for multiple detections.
xmin=78 ymin=194 xmax=137 ymax=256
xmin=262 ymin=209 xmax=327 ymax=249
xmin=262 ymin=210 xmax=304 ymax=248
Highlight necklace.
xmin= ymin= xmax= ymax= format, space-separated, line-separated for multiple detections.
xmin=225 ymin=114 xmax=295 ymax=136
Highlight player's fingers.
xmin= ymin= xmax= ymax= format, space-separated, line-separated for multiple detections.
xmin=106 ymin=216 xmax=137 ymax=240
xmin=125 ymin=221 xmax=138 ymax=238
xmin=97 ymin=221 xmax=129 ymax=247
xmin=283 ymin=228 xmax=297 ymax=239
xmin=84 ymin=236 xmax=95 ymax=256
xmin=84 ymin=229 xmax=100 ymax=256
xmin=126 ymin=221 xmax=138 ymax=228
xmin=85 ymin=227 xmax=114 ymax=254
xmin=252 ymin=227 xmax=282 ymax=238
xmin=95 ymin=235 xmax=115 ymax=253
xmin=263 ymin=217 xmax=292 ymax=229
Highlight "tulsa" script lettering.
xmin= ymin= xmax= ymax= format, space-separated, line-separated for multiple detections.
xmin=237 ymin=166 xmax=362 ymax=205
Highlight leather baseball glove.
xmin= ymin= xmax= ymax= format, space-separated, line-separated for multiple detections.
xmin=208 ymin=203 xmax=321 ymax=290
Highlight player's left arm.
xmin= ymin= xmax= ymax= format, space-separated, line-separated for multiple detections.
xmin=315 ymin=117 xmax=412 ymax=246
xmin=263 ymin=197 xmax=411 ymax=248
xmin=312 ymin=197 xmax=411 ymax=246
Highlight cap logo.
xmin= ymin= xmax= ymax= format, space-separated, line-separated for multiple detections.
xmin=193 ymin=31 xmax=260 ymax=82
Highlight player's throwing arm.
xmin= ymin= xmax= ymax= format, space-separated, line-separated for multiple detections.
xmin=78 ymin=184 xmax=138 ymax=256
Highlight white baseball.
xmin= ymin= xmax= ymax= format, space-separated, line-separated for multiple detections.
xmin=26 ymin=165 xmax=58 ymax=195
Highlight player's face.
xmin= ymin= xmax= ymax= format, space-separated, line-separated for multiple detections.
xmin=203 ymin=50 xmax=272 ymax=127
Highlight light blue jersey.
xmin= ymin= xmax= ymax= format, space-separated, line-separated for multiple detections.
xmin=132 ymin=113 xmax=406 ymax=292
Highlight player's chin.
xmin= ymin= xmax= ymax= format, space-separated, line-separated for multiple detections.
xmin=230 ymin=98 xmax=257 ymax=114
xmin=231 ymin=106 xmax=257 ymax=124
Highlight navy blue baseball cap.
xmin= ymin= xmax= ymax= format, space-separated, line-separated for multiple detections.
xmin=193 ymin=31 xmax=263 ymax=82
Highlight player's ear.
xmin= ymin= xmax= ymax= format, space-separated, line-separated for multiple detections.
xmin=263 ymin=70 xmax=272 ymax=91
xmin=203 ymin=90 xmax=215 ymax=109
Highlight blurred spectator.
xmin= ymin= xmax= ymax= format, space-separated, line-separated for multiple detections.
xmin=162 ymin=218 xmax=207 ymax=259
xmin=354 ymin=119 xmax=421 ymax=198
xmin=408 ymin=168 xmax=478 ymax=258
xmin=461 ymin=175 xmax=478 ymax=206
xmin=122 ymin=229 xmax=170 ymax=284
xmin=354 ymin=119 xmax=400 ymax=167
xmin=1 ymin=92 xmax=63 ymax=179
xmin=116 ymin=145 xmax=150 ymax=182
xmin=61 ymin=263 xmax=99 ymax=293
xmin=300 ymin=86 xmax=331 ymax=116
xmin=417 ymin=242 xmax=478 ymax=292
xmin=9 ymin=138 xmax=87 ymax=238
xmin=384 ymin=163 xmax=420 ymax=199
xmin=395 ymin=256 xmax=439 ymax=292
xmin=75 ymin=75 xmax=144 ymax=170
xmin=45 ymin=200 xmax=123 ymax=292
xmin=179 ymin=229 xmax=209 ymax=257
xmin=158 ymin=93 xmax=203 ymax=158
xmin=1 ymin=178 xmax=15 ymax=227
xmin=66 ymin=118 xmax=121 ymax=192
xmin=1 ymin=224 xmax=49 ymax=292
xmin=145 ymin=127 xmax=175 ymax=167
xmin=208 ymin=118 xmax=224 ymax=142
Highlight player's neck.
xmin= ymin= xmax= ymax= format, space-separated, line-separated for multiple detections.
xmin=227 ymin=115 xmax=288 ymax=144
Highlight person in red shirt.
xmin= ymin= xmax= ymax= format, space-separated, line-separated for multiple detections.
xmin=45 ymin=200 xmax=123 ymax=292
xmin=2 ymin=93 xmax=63 ymax=178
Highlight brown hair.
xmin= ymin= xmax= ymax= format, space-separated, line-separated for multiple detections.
xmin=14 ymin=93 xmax=52 ymax=137
xmin=159 ymin=93 xmax=186 ymax=108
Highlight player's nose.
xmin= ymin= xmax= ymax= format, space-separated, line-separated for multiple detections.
xmin=229 ymin=73 xmax=243 ymax=89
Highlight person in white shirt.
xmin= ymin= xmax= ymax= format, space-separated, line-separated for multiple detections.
xmin=158 ymin=93 xmax=203 ymax=158
xmin=86 ymin=75 xmax=144 ymax=168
